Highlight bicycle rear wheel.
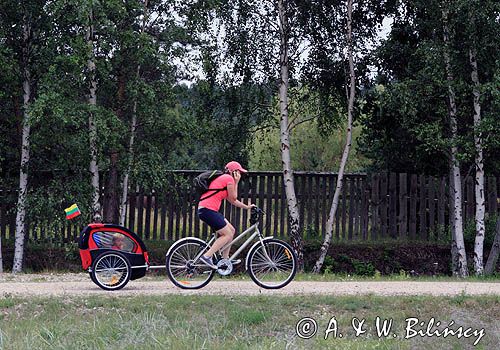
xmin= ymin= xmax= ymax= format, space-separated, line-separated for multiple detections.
xmin=247 ymin=238 xmax=297 ymax=289
xmin=166 ymin=238 xmax=215 ymax=289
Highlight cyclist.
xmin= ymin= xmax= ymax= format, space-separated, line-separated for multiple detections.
xmin=198 ymin=161 xmax=254 ymax=268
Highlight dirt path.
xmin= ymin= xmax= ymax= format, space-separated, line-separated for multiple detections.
xmin=1 ymin=273 xmax=499 ymax=297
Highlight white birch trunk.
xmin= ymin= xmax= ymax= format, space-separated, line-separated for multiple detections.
xmin=119 ymin=0 xmax=148 ymax=226
xmin=119 ymin=107 xmax=137 ymax=226
xmin=442 ymin=6 xmax=468 ymax=277
xmin=313 ymin=0 xmax=355 ymax=273
xmin=278 ymin=0 xmax=303 ymax=269
xmin=12 ymin=18 xmax=32 ymax=273
xmin=87 ymin=7 xmax=101 ymax=222
xmin=469 ymin=45 xmax=485 ymax=276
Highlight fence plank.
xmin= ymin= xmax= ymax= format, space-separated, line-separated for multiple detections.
xmin=321 ymin=176 xmax=328 ymax=237
xmin=144 ymin=194 xmax=152 ymax=240
xmin=136 ymin=190 xmax=144 ymax=237
xmin=409 ymin=174 xmax=418 ymax=239
xmin=160 ymin=199 xmax=167 ymax=240
xmin=265 ymin=175 xmax=273 ymax=236
xmin=298 ymin=175 xmax=305 ymax=234
xmin=314 ymin=176 xmax=321 ymax=237
xmin=437 ymin=178 xmax=446 ymax=242
xmin=194 ymin=200 xmax=200 ymax=239
xmin=152 ymin=195 xmax=159 ymax=239
xmin=488 ymin=176 xmax=498 ymax=215
xmin=258 ymin=175 xmax=266 ymax=234
xmin=341 ymin=178 xmax=348 ymax=239
xmin=251 ymin=175 xmax=258 ymax=232
xmin=348 ymin=178 xmax=355 ymax=240
xmin=168 ymin=194 xmax=175 ymax=240
xmin=362 ymin=178 xmax=369 ymax=240
xmin=355 ymin=178 xmax=361 ymax=239
xmin=273 ymin=175 xmax=280 ymax=237
xmin=399 ymin=173 xmax=407 ymax=238
xmin=175 ymin=197 xmax=182 ymax=241
xmin=181 ymin=192 xmax=188 ymax=238
xmin=380 ymin=172 xmax=388 ymax=238
xmin=419 ymin=175 xmax=428 ymax=240
xmin=128 ymin=192 xmax=136 ymax=232
xmin=389 ymin=172 xmax=397 ymax=238
xmin=428 ymin=177 xmax=436 ymax=239
xmin=370 ymin=173 xmax=379 ymax=240
xmin=242 ymin=176 xmax=250 ymax=231
xmin=305 ymin=175 xmax=313 ymax=235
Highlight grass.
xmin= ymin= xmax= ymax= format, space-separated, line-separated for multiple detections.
xmin=0 ymin=294 xmax=498 ymax=349
xmin=140 ymin=271 xmax=500 ymax=283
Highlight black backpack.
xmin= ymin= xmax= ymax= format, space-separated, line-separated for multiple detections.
xmin=193 ymin=170 xmax=226 ymax=201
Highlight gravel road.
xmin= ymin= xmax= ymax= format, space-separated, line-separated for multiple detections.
xmin=1 ymin=273 xmax=499 ymax=297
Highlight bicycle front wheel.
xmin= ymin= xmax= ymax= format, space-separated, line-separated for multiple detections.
xmin=166 ymin=238 xmax=215 ymax=289
xmin=247 ymin=238 xmax=297 ymax=289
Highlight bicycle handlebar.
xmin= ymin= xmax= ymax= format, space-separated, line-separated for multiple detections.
xmin=250 ymin=206 xmax=264 ymax=224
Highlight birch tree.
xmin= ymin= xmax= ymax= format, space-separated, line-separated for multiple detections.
xmin=277 ymin=0 xmax=303 ymax=269
xmin=442 ymin=3 xmax=468 ymax=277
xmin=313 ymin=0 xmax=355 ymax=273
xmin=469 ymin=31 xmax=485 ymax=276
xmin=86 ymin=3 xmax=101 ymax=222
xmin=12 ymin=10 xmax=33 ymax=273
xmin=119 ymin=0 xmax=149 ymax=226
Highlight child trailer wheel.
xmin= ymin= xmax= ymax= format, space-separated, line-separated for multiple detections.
xmin=79 ymin=223 xmax=150 ymax=291
xmin=91 ymin=251 xmax=132 ymax=291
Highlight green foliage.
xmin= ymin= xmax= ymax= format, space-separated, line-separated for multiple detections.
xmin=359 ymin=0 xmax=500 ymax=176
xmin=351 ymin=259 xmax=376 ymax=276
xmin=462 ymin=215 xmax=499 ymax=248
xmin=249 ymin=87 xmax=370 ymax=171
xmin=322 ymin=255 xmax=335 ymax=274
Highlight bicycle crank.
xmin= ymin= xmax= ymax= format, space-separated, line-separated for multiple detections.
xmin=216 ymin=259 xmax=233 ymax=276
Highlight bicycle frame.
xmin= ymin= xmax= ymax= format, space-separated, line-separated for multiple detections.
xmin=193 ymin=221 xmax=273 ymax=265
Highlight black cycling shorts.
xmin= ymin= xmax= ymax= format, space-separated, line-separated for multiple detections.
xmin=198 ymin=207 xmax=227 ymax=231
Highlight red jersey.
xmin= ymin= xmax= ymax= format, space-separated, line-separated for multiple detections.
xmin=198 ymin=174 xmax=235 ymax=211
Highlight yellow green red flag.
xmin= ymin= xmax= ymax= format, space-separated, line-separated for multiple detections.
xmin=64 ymin=204 xmax=81 ymax=220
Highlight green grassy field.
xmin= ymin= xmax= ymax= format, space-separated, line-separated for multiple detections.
xmin=0 ymin=294 xmax=498 ymax=349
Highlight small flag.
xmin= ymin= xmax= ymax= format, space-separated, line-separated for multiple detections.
xmin=64 ymin=204 xmax=81 ymax=220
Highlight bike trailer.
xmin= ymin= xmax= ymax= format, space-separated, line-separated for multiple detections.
xmin=78 ymin=223 xmax=150 ymax=290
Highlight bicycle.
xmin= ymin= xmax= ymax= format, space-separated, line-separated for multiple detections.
xmin=165 ymin=207 xmax=297 ymax=289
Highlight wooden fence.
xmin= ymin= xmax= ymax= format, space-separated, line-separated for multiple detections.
xmin=0 ymin=171 xmax=498 ymax=242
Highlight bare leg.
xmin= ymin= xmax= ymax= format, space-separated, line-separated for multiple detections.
xmin=220 ymin=220 xmax=235 ymax=258
xmin=204 ymin=220 xmax=235 ymax=259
